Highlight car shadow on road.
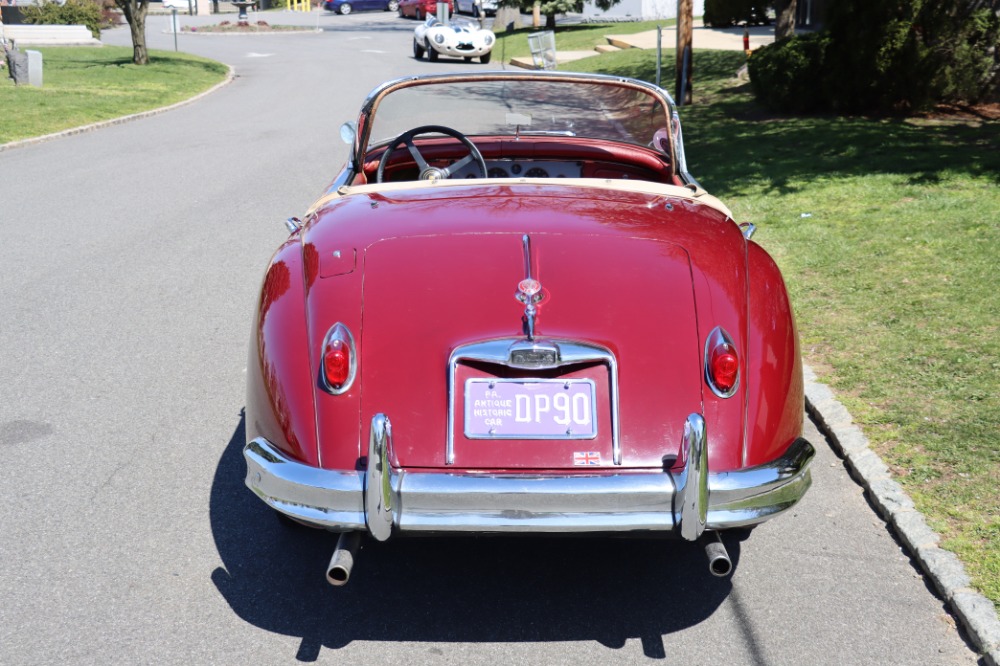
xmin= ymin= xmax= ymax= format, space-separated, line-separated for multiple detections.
xmin=211 ymin=411 xmax=738 ymax=661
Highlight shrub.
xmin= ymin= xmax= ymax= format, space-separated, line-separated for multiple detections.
xmin=747 ymin=32 xmax=831 ymax=113
xmin=821 ymin=0 xmax=939 ymax=113
xmin=748 ymin=0 xmax=1000 ymax=114
xmin=911 ymin=1 xmax=1000 ymax=104
xmin=703 ymin=0 xmax=771 ymax=27
xmin=20 ymin=0 xmax=110 ymax=39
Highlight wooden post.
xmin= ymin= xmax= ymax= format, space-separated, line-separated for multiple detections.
xmin=675 ymin=0 xmax=692 ymax=105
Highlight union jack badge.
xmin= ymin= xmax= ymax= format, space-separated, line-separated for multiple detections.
xmin=573 ymin=451 xmax=601 ymax=466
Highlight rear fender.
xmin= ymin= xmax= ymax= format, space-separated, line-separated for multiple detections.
xmin=687 ymin=218 xmax=749 ymax=473
xmin=744 ymin=242 xmax=804 ymax=467
xmin=245 ymin=238 xmax=319 ymax=466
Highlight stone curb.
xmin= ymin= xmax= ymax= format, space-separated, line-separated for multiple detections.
xmin=803 ymin=364 xmax=1000 ymax=666
xmin=0 ymin=64 xmax=236 ymax=153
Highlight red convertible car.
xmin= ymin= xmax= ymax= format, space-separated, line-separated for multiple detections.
xmin=244 ymin=72 xmax=815 ymax=586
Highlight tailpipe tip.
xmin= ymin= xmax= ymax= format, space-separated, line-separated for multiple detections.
xmin=326 ymin=531 xmax=361 ymax=587
xmin=703 ymin=531 xmax=733 ymax=578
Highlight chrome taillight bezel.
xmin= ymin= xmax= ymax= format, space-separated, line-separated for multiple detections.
xmin=704 ymin=326 xmax=740 ymax=398
xmin=319 ymin=322 xmax=357 ymax=395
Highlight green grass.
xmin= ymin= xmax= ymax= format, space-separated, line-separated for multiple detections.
xmin=568 ymin=48 xmax=1000 ymax=611
xmin=493 ymin=19 xmax=673 ymax=61
xmin=0 ymin=46 xmax=228 ymax=144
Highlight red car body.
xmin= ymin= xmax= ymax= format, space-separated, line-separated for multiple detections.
xmin=244 ymin=72 xmax=814 ymax=585
xmin=398 ymin=0 xmax=452 ymax=19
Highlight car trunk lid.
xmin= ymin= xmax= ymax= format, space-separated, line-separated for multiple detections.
xmin=359 ymin=231 xmax=703 ymax=469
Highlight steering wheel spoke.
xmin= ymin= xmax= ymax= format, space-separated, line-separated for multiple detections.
xmin=440 ymin=153 xmax=477 ymax=179
xmin=377 ymin=125 xmax=487 ymax=183
xmin=404 ymin=139 xmax=430 ymax=172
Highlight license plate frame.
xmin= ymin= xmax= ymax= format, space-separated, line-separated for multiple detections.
xmin=463 ymin=378 xmax=598 ymax=440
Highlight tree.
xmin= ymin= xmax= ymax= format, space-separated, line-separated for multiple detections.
xmin=748 ymin=0 xmax=1000 ymax=113
xmin=493 ymin=4 xmax=523 ymax=31
xmin=676 ymin=0 xmax=692 ymax=104
xmin=116 ymin=0 xmax=149 ymax=65
xmin=537 ymin=0 xmax=582 ymax=30
xmin=773 ymin=0 xmax=795 ymax=40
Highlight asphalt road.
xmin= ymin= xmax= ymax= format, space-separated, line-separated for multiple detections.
xmin=0 ymin=11 xmax=982 ymax=665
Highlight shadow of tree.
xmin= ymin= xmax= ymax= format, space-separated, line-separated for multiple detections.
xmin=679 ymin=54 xmax=1000 ymax=196
xmin=578 ymin=49 xmax=1000 ymax=196
xmin=210 ymin=412 xmax=739 ymax=661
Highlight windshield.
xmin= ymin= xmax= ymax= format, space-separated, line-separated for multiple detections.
xmin=362 ymin=75 xmax=674 ymax=156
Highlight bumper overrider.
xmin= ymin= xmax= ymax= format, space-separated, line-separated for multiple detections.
xmin=244 ymin=413 xmax=815 ymax=542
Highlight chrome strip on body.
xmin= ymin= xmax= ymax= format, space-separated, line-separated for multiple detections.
xmin=445 ymin=338 xmax=622 ymax=465
xmin=244 ymin=435 xmax=813 ymax=535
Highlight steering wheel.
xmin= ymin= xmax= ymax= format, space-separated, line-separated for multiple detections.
xmin=376 ymin=125 xmax=487 ymax=183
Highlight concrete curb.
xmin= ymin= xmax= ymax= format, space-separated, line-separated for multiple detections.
xmin=166 ymin=28 xmax=322 ymax=36
xmin=803 ymin=364 xmax=1000 ymax=666
xmin=0 ymin=64 xmax=236 ymax=153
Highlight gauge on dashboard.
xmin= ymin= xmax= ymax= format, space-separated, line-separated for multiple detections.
xmin=525 ymin=167 xmax=549 ymax=178
xmin=488 ymin=167 xmax=509 ymax=178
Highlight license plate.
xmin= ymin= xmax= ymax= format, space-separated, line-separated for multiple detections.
xmin=464 ymin=378 xmax=597 ymax=439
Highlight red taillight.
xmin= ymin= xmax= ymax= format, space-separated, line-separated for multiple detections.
xmin=319 ymin=322 xmax=356 ymax=395
xmin=324 ymin=339 xmax=350 ymax=387
xmin=709 ymin=343 xmax=739 ymax=393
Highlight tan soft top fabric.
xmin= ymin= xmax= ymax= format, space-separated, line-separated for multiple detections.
xmin=306 ymin=178 xmax=734 ymax=220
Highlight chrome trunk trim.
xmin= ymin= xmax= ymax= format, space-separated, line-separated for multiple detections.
xmin=517 ymin=234 xmax=542 ymax=341
xmin=446 ymin=338 xmax=621 ymax=465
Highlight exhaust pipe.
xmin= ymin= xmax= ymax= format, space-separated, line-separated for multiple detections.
xmin=326 ymin=531 xmax=361 ymax=586
xmin=703 ymin=531 xmax=732 ymax=577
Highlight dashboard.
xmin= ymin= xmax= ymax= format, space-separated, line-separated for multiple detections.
xmin=451 ymin=159 xmax=582 ymax=179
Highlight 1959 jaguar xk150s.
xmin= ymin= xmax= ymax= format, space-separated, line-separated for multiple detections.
xmin=243 ymin=71 xmax=815 ymax=586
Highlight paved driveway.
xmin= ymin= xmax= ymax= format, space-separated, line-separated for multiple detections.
xmin=0 ymin=13 xmax=980 ymax=664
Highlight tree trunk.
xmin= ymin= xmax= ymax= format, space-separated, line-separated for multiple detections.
xmin=493 ymin=5 xmax=521 ymax=31
xmin=675 ymin=0 xmax=692 ymax=105
xmin=545 ymin=11 xmax=555 ymax=29
xmin=117 ymin=0 xmax=149 ymax=65
xmin=774 ymin=0 xmax=797 ymax=40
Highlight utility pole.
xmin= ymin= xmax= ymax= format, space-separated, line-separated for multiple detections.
xmin=675 ymin=0 xmax=693 ymax=105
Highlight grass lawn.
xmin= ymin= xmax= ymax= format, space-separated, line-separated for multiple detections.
xmin=0 ymin=46 xmax=228 ymax=144
xmin=567 ymin=48 xmax=1000 ymax=611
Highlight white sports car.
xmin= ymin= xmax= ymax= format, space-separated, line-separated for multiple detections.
xmin=413 ymin=17 xmax=494 ymax=63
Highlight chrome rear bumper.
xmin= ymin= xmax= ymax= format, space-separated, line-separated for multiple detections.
xmin=244 ymin=413 xmax=814 ymax=541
